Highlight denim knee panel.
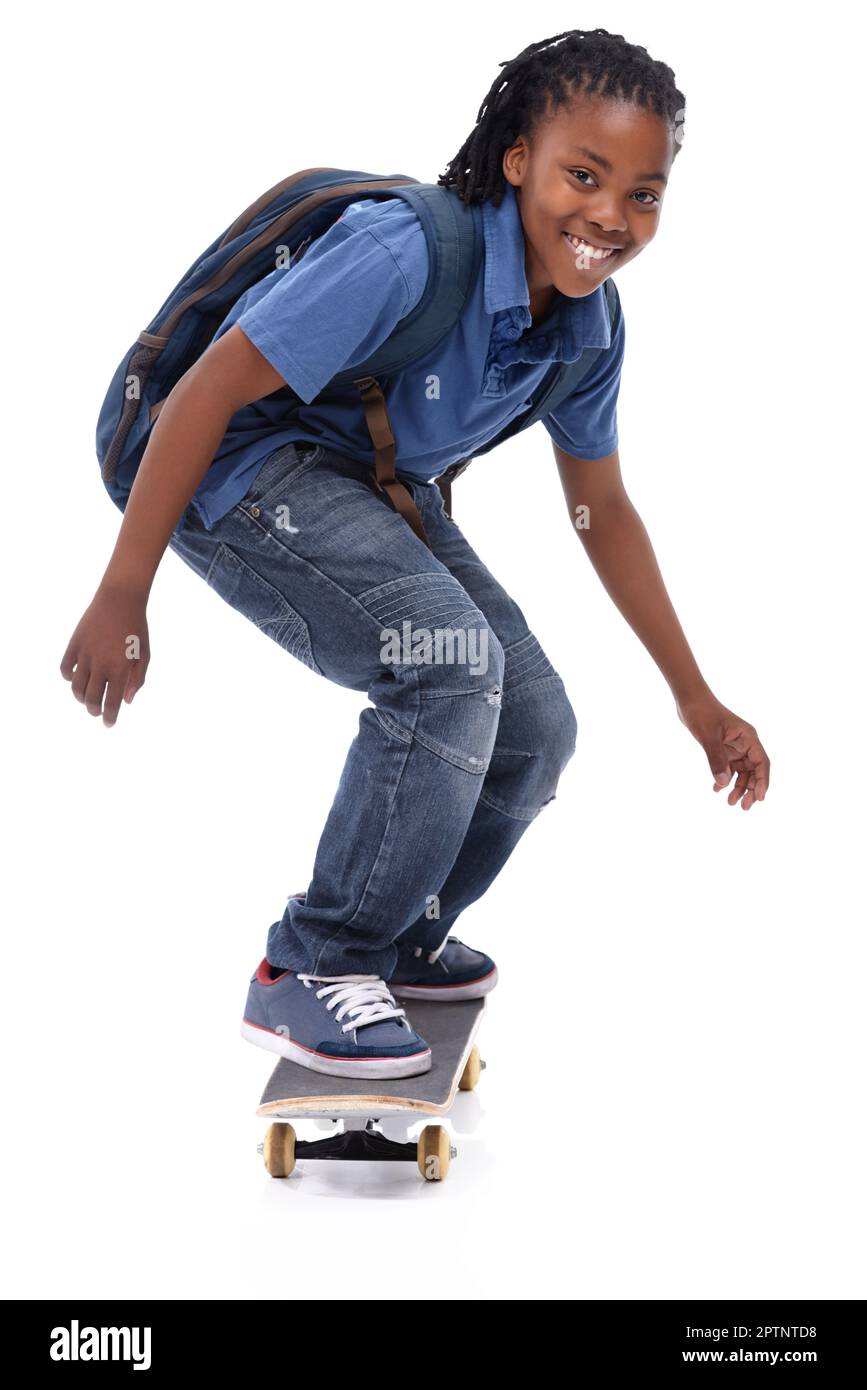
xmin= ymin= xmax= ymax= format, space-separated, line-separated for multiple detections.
xmin=367 ymin=632 xmax=505 ymax=776
xmin=354 ymin=569 xmax=505 ymax=774
xmin=478 ymin=676 xmax=577 ymax=820
xmin=356 ymin=572 xmax=505 ymax=681
xmin=476 ymin=630 xmax=578 ymax=821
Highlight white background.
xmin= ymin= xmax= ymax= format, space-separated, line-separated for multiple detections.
xmin=3 ymin=0 xmax=864 ymax=1300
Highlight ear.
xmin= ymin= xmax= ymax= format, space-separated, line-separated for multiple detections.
xmin=502 ymin=137 xmax=529 ymax=187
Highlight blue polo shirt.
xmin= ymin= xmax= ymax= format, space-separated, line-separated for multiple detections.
xmin=187 ymin=179 xmax=624 ymax=529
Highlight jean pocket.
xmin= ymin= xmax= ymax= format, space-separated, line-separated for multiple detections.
xmin=238 ymin=441 xmax=325 ymax=514
xmin=204 ymin=542 xmax=321 ymax=674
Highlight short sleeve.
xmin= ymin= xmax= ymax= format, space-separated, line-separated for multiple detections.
xmin=542 ymin=292 xmax=625 ymax=460
xmin=230 ymin=198 xmax=429 ymax=404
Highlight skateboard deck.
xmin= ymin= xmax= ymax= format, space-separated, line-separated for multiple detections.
xmin=256 ymin=998 xmax=486 ymax=1181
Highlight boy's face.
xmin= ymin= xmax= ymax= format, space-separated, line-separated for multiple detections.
xmin=503 ymin=92 xmax=675 ymax=311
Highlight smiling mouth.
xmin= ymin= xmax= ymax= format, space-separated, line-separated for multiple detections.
xmin=562 ymin=231 xmax=619 ymax=266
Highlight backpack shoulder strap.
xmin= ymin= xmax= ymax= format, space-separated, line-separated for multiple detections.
xmin=332 ymin=184 xmax=484 ymax=547
xmin=329 ymin=184 xmax=484 ymax=385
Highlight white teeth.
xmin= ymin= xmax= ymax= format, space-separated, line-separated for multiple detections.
xmin=564 ymin=233 xmax=614 ymax=260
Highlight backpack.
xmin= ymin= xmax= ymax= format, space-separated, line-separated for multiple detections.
xmin=95 ymin=167 xmax=620 ymax=549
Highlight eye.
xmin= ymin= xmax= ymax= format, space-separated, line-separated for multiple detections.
xmin=568 ymin=169 xmax=660 ymax=207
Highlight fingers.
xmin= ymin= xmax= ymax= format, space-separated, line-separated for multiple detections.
xmin=89 ymin=657 xmax=148 ymax=724
xmin=103 ymin=672 xmax=128 ymax=728
xmin=727 ymin=763 xmax=750 ymax=807
xmin=740 ymin=770 xmax=759 ymax=811
xmin=709 ymin=717 xmax=770 ymax=810
xmin=709 ymin=730 xmax=731 ymax=791
xmin=61 ymin=592 xmax=150 ymax=728
xmin=751 ymin=760 xmax=770 ymax=803
xmin=65 ymin=652 xmax=147 ymax=725
xmin=83 ymin=669 xmax=109 ymax=719
xmin=727 ymin=728 xmax=770 ymax=809
xmin=745 ymin=732 xmax=770 ymax=803
xmin=722 ymin=738 xmax=770 ymax=810
xmin=59 ymin=639 xmax=79 ymax=683
xmin=122 ymin=662 xmax=145 ymax=710
xmin=70 ymin=657 xmax=91 ymax=706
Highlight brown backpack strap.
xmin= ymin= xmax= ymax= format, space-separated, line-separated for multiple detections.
xmin=353 ymin=375 xmax=432 ymax=549
xmin=435 ymin=474 xmax=453 ymax=517
xmin=434 ymin=457 xmax=473 ymax=520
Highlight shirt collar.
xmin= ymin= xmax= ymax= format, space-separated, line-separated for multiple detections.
xmin=480 ymin=180 xmax=612 ymax=356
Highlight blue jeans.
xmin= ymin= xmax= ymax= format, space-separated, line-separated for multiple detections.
xmin=169 ymin=441 xmax=578 ymax=976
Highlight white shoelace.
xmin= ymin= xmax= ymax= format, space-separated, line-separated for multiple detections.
xmin=297 ymin=973 xmax=407 ymax=1034
xmin=411 ymin=936 xmax=450 ymax=966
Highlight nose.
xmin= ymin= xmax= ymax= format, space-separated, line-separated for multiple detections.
xmin=587 ymin=209 xmax=628 ymax=237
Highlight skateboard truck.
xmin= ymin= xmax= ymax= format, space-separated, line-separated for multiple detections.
xmin=258 ymin=1117 xmax=458 ymax=1167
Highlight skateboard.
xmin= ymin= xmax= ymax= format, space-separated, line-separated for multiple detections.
xmin=256 ymin=998 xmax=486 ymax=1182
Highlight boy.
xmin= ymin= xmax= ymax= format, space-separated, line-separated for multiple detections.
xmin=61 ymin=29 xmax=770 ymax=1080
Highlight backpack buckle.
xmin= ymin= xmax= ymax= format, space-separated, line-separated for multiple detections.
xmin=439 ymin=456 xmax=472 ymax=484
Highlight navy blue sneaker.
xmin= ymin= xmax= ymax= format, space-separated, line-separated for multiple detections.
xmin=387 ymin=935 xmax=498 ymax=1001
xmin=241 ymin=960 xmax=432 ymax=1079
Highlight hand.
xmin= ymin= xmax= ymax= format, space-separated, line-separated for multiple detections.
xmin=676 ymin=692 xmax=770 ymax=810
xmin=60 ymin=585 xmax=150 ymax=727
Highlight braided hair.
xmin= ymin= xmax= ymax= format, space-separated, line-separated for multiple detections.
xmin=438 ymin=29 xmax=686 ymax=206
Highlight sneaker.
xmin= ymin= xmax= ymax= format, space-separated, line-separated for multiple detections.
xmin=387 ymin=935 xmax=498 ymax=1001
xmin=241 ymin=959 xmax=432 ymax=1079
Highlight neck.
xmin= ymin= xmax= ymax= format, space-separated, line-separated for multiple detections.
xmin=529 ymin=285 xmax=558 ymax=326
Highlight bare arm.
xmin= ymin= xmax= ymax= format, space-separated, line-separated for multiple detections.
xmin=553 ymin=442 xmax=769 ymax=808
xmin=103 ymin=325 xmax=286 ymax=596
xmin=61 ymin=326 xmax=286 ymax=725
xmin=554 ymin=442 xmax=709 ymax=706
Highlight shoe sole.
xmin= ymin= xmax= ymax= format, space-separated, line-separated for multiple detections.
xmin=389 ymin=965 xmax=498 ymax=1002
xmin=240 ymin=1019 xmax=433 ymax=1079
